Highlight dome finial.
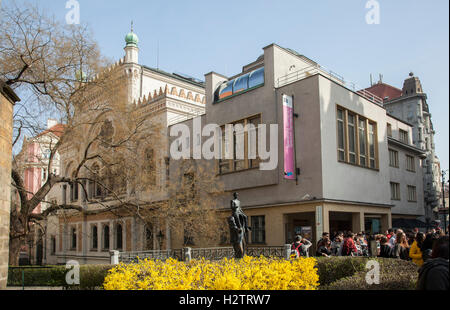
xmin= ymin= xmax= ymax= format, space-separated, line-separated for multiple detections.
xmin=125 ymin=22 xmax=139 ymax=47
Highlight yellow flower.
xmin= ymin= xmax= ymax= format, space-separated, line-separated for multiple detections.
xmin=103 ymin=256 xmax=319 ymax=290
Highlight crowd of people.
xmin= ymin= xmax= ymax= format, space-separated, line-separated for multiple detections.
xmin=291 ymin=226 xmax=449 ymax=290
xmin=309 ymin=227 xmax=448 ymax=262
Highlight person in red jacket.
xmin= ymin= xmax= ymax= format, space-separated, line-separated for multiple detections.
xmin=386 ymin=228 xmax=394 ymax=240
xmin=342 ymin=232 xmax=358 ymax=256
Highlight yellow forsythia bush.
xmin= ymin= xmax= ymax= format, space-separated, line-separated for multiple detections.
xmin=103 ymin=256 xmax=319 ymax=290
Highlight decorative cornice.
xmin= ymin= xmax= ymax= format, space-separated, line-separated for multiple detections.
xmin=134 ymin=84 xmax=206 ymax=108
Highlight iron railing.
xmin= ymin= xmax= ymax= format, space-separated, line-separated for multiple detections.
xmin=246 ymin=246 xmax=285 ymax=258
xmin=119 ymin=249 xmax=183 ymax=263
xmin=190 ymin=247 xmax=235 ymax=261
xmin=118 ymin=245 xmax=287 ymax=264
xmin=276 ymin=64 xmax=384 ymax=106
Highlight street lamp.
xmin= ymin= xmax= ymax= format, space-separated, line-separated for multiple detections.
xmin=157 ymin=230 xmax=164 ymax=250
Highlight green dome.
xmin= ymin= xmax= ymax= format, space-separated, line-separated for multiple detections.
xmin=125 ymin=31 xmax=139 ymax=47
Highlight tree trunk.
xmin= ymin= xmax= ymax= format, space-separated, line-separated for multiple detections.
xmin=8 ymin=237 xmax=22 ymax=266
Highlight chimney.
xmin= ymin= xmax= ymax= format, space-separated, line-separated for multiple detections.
xmin=47 ymin=119 xmax=58 ymax=129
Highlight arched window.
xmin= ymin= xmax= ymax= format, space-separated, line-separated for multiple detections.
xmin=144 ymin=148 xmax=156 ymax=186
xmin=70 ymin=171 xmax=79 ymax=202
xmin=218 ymin=79 xmax=235 ymax=100
xmin=145 ymin=226 xmax=153 ymax=250
xmin=99 ymin=119 xmax=114 ymax=147
xmin=71 ymin=227 xmax=77 ymax=250
xmin=89 ymin=164 xmax=103 ymax=198
xmin=248 ymin=67 xmax=264 ymax=88
xmin=233 ymin=73 xmax=249 ymax=93
xmin=91 ymin=225 xmax=98 ymax=250
xmin=115 ymin=224 xmax=123 ymax=250
xmin=214 ymin=67 xmax=265 ymax=102
xmin=103 ymin=225 xmax=110 ymax=250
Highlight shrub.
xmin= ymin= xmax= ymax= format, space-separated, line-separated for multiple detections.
xmin=78 ymin=265 xmax=113 ymax=290
xmin=103 ymin=256 xmax=319 ymax=290
xmin=319 ymin=257 xmax=418 ymax=290
xmin=315 ymin=257 xmax=368 ymax=286
xmin=8 ymin=266 xmax=67 ymax=287
xmin=8 ymin=265 xmax=113 ymax=290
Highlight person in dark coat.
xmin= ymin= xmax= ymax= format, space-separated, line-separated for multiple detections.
xmin=417 ymin=236 xmax=449 ymax=290
xmin=420 ymin=233 xmax=439 ymax=262
xmin=378 ymin=236 xmax=393 ymax=258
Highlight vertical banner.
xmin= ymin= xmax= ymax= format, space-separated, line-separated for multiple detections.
xmin=282 ymin=94 xmax=295 ymax=179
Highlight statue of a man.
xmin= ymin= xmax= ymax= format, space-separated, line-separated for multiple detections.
xmin=228 ymin=192 xmax=251 ymax=259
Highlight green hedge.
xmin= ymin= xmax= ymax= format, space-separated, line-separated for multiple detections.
xmin=8 ymin=265 xmax=113 ymax=290
xmin=315 ymin=256 xmax=368 ymax=287
xmin=316 ymin=257 xmax=418 ymax=290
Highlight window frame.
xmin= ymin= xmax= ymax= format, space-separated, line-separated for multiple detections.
xmin=336 ymin=105 xmax=379 ymax=170
xmin=102 ymin=224 xmax=110 ymax=251
xmin=406 ymin=155 xmax=416 ymax=172
xmin=387 ymin=123 xmax=392 ymax=138
xmin=389 ymin=149 xmax=399 ymax=168
xmin=217 ymin=114 xmax=262 ymax=175
xmin=251 ymin=216 xmax=266 ymax=244
xmin=399 ymin=129 xmax=409 ymax=144
xmin=91 ymin=224 xmax=98 ymax=250
xmin=70 ymin=227 xmax=77 ymax=251
xmin=407 ymin=185 xmax=417 ymax=202
xmin=390 ymin=182 xmax=401 ymax=200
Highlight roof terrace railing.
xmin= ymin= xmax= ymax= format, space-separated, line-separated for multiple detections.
xmin=168 ymin=109 xmax=205 ymax=126
xmin=276 ymin=64 xmax=384 ymax=106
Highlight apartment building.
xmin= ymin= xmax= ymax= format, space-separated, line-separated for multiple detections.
xmin=365 ymin=74 xmax=442 ymax=226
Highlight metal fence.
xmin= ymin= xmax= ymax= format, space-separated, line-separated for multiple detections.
xmin=118 ymin=249 xmax=183 ymax=264
xmin=117 ymin=245 xmax=288 ymax=264
xmin=276 ymin=64 xmax=384 ymax=106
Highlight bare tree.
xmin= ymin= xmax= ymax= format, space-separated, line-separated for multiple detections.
xmin=2 ymin=2 xmax=225 ymax=265
xmin=0 ymin=3 xmax=146 ymax=264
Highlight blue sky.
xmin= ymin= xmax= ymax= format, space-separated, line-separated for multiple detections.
xmin=18 ymin=0 xmax=450 ymax=172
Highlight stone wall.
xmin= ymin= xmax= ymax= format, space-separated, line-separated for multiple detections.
xmin=0 ymin=81 xmax=19 ymax=288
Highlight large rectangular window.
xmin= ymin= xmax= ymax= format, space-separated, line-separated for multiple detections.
xmin=336 ymin=106 xmax=378 ymax=169
xmin=251 ymin=216 xmax=265 ymax=244
xmin=390 ymin=182 xmax=400 ymax=200
xmin=389 ymin=149 xmax=399 ymax=168
xmin=218 ymin=115 xmax=261 ymax=174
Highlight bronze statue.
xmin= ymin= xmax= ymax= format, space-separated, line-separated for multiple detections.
xmin=228 ymin=192 xmax=251 ymax=259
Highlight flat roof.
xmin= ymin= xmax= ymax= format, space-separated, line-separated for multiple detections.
xmin=142 ymin=65 xmax=205 ymax=88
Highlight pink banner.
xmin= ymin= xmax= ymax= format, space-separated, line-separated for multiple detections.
xmin=283 ymin=95 xmax=295 ymax=180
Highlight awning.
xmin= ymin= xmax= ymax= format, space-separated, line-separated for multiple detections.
xmin=392 ymin=218 xmax=428 ymax=229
